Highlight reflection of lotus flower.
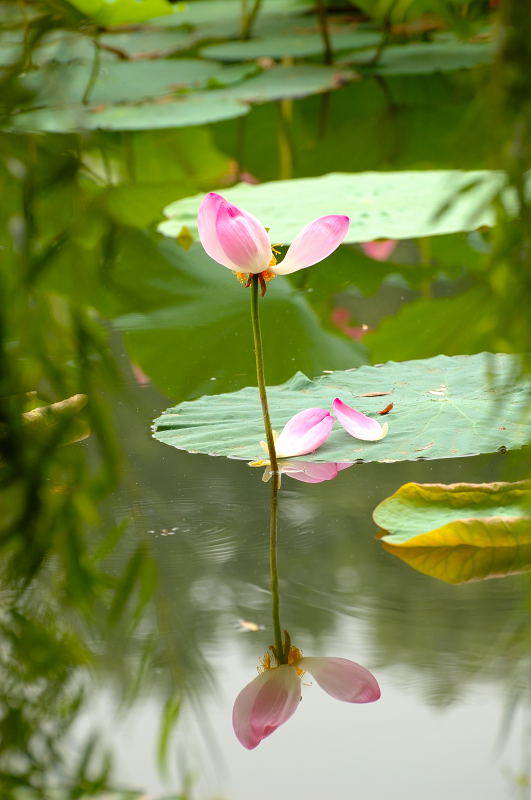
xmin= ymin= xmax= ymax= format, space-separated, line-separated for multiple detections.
xmin=260 ymin=408 xmax=334 ymax=459
xmin=233 ymin=650 xmax=380 ymax=750
xmin=333 ymin=398 xmax=389 ymax=441
xmin=198 ymin=193 xmax=349 ymax=279
xmin=257 ymin=460 xmax=352 ymax=484
xmin=361 ymin=240 xmax=397 ymax=262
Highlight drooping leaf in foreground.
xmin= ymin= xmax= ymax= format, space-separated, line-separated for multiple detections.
xmin=373 ymin=481 xmax=531 ymax=584
xmin=159 ymin=170 xmax=525 ymax=244
xmin=152 ymin=353 xmax=530 ymax=463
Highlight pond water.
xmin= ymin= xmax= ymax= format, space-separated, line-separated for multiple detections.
xmin=71 ymin=376 xmax=528 ymax=799
xmin=1 ymin=2 xmax=530 ymax=798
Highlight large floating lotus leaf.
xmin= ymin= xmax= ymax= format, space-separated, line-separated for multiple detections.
xmin=64 ymin=0 xmax=173 ymax=25
xmin=200 ymin=28 xmax=380 ymax=61
xmin=22 ymin=60 xmax=240 ymax=106
xmin=11 ymin=63 xmax=350 ymax=133
xmin=99 ymin=29 xmax=194 ymax=57
xmin=373 ymin=481 xmax=531 ymax=584
xmin=0 ymin=31 xmax=114 ymax=67
xmin=223 ymin=65 xmax=354 ymax=103
xmin=159 ymin=171 xmax=519 ymax=244
xmin=355 ymin=38 xmax=494 ymax=75
xmin=9 ymin=92 xmax=249 ymax=133
xmin=152 ymin=353 xmax=530 ymax=463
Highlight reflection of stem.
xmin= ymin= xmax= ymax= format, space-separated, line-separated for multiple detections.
xmin=240 ymin=0 xmax=262 ymax=40
xmin=269 ymin=470 xmax=284 ymax=662
xmin=315 ymin=0 xmax=333 ymax=65
xmin=250 ymin=276 xmax=278 ymax=476
xmin=82 ymin=34 xmax=101 ymax=105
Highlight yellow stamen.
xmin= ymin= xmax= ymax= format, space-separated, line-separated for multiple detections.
xmin=257 ymin=651 xmax=272 ymax=674
xmin=257 ymin=644 xmax=304 ymax=676
xmin=287 ymin=645 xmax=305 ymax=676
xmin=233 ymin=252 xmax=277 ymax=287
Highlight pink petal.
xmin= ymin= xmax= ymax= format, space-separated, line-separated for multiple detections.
xmin=332 ymin=398 xmax=389 ymax=442
xmin=275 ymin=408 xmax=334 ymax=458
xmin=232 ymin=666 xmax=301 ymax=749
xmin=298 ymin=657 xmax=381 ymax=703
xmin=273 ymin=215 xmax=349 ymax=275
xmin=361 ymin=240 xmax=397 ymax=262
xmin=197 ymin=193 xmax=239 ymax=270
xmin=215 ymin=198 xmax=272 ymax=274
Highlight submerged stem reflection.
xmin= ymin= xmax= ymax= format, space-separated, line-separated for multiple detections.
xmin=269 ymin=469 xmax=284 ymax=663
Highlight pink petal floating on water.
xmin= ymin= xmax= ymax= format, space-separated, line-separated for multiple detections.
xmin=232 ymin=665 xmax=301 ymax=750
xmin=298 ymin=657 xmax=381 ymax=703
xmin=274 ymin=215 xmax=350 ymax=275
xmin=274 ymin=408 xmax=334 ymax=458
xmin=361 ymin=239 xmax=398 ymax=262
xmin=332 ymin=397 xmax=389 ymax=442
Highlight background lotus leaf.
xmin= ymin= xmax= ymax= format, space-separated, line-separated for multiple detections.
xmin=159 ymin=170 xmax=522 ymax=244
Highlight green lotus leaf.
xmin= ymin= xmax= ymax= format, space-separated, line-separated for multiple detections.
xmin=159 ymin=170 xmax=524 ymax=244
xmin=152 ymin=353 xmax=530 ymax=463
xmin=373 ymin=481 xmax=531 ymax=583
xmin=355 ymin=38 xmax=494 ymax=75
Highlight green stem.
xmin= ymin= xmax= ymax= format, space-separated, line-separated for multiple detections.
xmin=250 ymin=276 xmax=284 ymax=661
xmin=315 ymin=0 xmax=333 ymax=65
xmin=240 ymin=0 xmax=262 ymax=40
xmin=269 ymin=469 xmax=284 ymax=662
xmin=82 ymin=34 xmax=101 ymax=105
xmin=250 ymin=275 xmax=278 ymax=475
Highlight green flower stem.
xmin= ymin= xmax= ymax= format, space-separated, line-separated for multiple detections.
xmin=269 ymin=469 xmax=285 ymax=663
xmin=249 ymin=274 xmax=284 ymax=662
xmin=250 ymin=275 xmax=278 ymax=476
xmin=240 ymin=0 xmax=262 ymax=40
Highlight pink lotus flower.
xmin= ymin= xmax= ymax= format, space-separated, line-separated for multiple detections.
xmin=361 ymin=239 xmax=397 ymax=262
xmin=260 ymin=408 xmax=334 ymax=459
xmin=233 ymin=653 xmax=380 ymax=749
xmin=332 ymin=397 xmax=389 ymax=441
xmin=197 ymin=193 xmax=349 ymax=279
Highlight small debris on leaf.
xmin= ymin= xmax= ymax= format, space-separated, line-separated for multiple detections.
xmin=357 ymin=391 xmax=393 ymax=397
